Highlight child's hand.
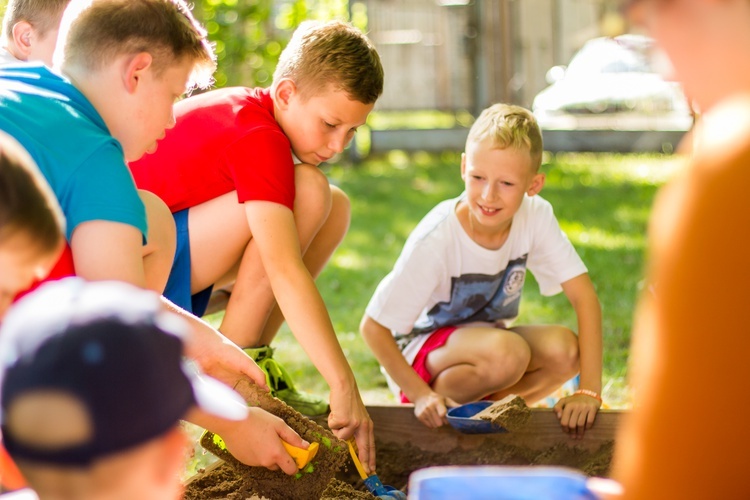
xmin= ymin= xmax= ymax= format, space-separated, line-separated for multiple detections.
xmin=185 ymin=324 xmax=269 ymax=391
xmin=220 ymin=407 xmax=307 ymax=475
xmin=553 ymin=392 xmax=601 ymax=439
xmin=413 ymin=391 xmax=459 ymax=429
xmin=328 ymin=388 xmax=376 ymax=474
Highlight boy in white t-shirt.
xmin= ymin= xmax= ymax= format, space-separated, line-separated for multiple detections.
xmin=360 ymin=103 xmax=603 ymax=438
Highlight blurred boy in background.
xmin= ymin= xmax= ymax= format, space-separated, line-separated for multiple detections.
xmin=0 ymin=0 xmax=68 ymax=65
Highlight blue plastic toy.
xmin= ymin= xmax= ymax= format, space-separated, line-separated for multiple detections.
xmin=446 ymin=401 xmax=508 ymax=434
xmin=347 ymin=438 xmax=407 ymax=500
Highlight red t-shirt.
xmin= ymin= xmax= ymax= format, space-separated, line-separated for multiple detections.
xmin=130 ymin=87 xmax=296 ymax=212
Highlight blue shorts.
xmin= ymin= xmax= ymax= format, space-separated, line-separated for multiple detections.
xmin=164 ymin=209 xmax=213 ymax=317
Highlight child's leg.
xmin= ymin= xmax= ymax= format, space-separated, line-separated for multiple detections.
xmin=255 ymin=183 xmax=350 ymax=345
xmin=185 ymin=190 xmax=249 ymax=294
xmin=187 ymin=165 xmax=341 ymax=347
xmin=425 ymin=326 xmax=532 ymax=404
xmin=139 ymin=190 xmax=177 ymax=294
xmin=488 ymin=325 xmax=579 ymax=404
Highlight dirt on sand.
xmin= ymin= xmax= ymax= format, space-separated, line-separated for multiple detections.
xmin=335 ymin=438 xmax=614 ymax=493
xmin=471 ymin=395 xmax=532 ymax=432
xmin=185 ymin=378 xmax=350 ymax=500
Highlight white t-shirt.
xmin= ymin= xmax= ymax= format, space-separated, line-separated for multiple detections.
xmin=365 ymin=193 xmax=587 ymax=395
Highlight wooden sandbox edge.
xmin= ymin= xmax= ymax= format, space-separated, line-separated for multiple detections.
xmin=184 ymin=406 xmax=625 ymax=484
xmin=367 ymin=405 xmax=625 ymax=454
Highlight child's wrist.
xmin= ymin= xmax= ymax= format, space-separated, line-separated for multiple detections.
xmin=574 ymin=389 xmax=602 ymax=404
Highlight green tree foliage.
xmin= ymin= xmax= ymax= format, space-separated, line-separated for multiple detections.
xmin=192 ymin=0 xmax=353 ymax=89
xmin=0 ymin=0 xmax=356 ymax=89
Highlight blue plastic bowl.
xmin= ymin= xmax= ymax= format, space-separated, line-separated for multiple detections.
xmin=446 ymin=401 xmax=507 ymax=434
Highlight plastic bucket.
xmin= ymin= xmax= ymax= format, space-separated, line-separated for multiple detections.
xmin=408 ymin=466 xmax=599 ymax=500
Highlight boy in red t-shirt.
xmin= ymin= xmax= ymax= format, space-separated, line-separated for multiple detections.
xmin=130 ymin=20 xmax=383 ymax=472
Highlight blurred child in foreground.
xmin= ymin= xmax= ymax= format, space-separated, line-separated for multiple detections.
xmin=612 ymin=0 xmax=750 ymax=497
xmin=0 ymin=130 xmax=63 ymax=321
xmin=0 ymin=279 xmax=254 ymax=499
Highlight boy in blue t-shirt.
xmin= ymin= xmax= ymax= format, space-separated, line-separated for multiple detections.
xmin=0 ymin=0 xmax=305 ymax=473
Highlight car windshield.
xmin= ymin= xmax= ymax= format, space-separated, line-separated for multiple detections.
xmin=566 ymin=37 xmax=653 ymax=76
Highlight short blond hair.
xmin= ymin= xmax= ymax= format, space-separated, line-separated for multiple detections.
xmin=1 ymin=0 xmax=70 ymax=39
xmin=272 ymin=20 xmax=383 ymax=104
xmin=58 ymin=0 xmax=215 ymax=89
xmin=467 ymin=103 xmax=544 ymax=172
xmin=0 ymin=131 xmax=64 ymax=254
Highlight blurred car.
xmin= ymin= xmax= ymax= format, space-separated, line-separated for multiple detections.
xmin=532 ymin=34 xmax=693 ymax=153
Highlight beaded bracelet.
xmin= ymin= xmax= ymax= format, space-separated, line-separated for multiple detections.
xmin=574 ymin=389 xmax=602 ymax=403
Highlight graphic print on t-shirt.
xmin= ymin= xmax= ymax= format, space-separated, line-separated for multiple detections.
xmin=395 ymin=255 xmax=529 ymax=349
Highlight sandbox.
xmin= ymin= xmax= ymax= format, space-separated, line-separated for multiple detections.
xmin=185 ymin=404 xmax=621 ymax=500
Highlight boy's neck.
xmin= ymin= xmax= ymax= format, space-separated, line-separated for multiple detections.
xmin=459 ymin=201 xmax=512 ymax=250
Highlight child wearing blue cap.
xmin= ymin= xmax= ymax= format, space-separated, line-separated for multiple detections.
xmin=0 ymin=279 xmax=303 ymax=499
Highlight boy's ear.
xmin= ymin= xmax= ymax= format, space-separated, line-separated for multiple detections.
xmin=122 ymin=52 xmax=154 ymax=94
xmin=11 ymin=21 xmax=34 ymax=59
xmin=527 ymin=172 xmax=545 ymax=196
xmin=274 ymin=79 xmax=297 ymax=110
xmin=460 ymin=152 xmax=467 ymax=180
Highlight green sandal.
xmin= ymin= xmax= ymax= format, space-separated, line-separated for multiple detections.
xmin=245 ymin=346 xmax=330 ymax=417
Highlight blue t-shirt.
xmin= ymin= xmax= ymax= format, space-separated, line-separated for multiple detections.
xmin=0 ymin=63 xmax=146 ymax=242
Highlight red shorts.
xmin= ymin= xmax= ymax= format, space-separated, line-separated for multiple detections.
xmin=400 ymin=326 xmax=458 ymax=403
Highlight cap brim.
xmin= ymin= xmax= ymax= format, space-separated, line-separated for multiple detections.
xmin=182 ymin=360 xmax=249 ymax=421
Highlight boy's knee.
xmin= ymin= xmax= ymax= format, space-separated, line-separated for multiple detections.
xmin=139 ymin=190 xmax=176 ymax=251
xmin=329 ymin=185 xmax=351 ymax=232
xmin=294 ymin=164 xmax=332 ymax=208
xmin=482 ymin=333 xmax=531 ymax=384
xmin=544 ymin=327 xmax=580 ymax=377
xmin=330 ymin=184 xmax=351 ymax=216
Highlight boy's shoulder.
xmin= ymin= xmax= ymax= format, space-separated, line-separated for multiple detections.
xmin=515 ymin=194 xmax=555 ymax=224
xmin=403 ymin=195 xmax=463 ymax=254
xmin=172 ymin=86 xmax=284 ymax=141
xmin=178 ymin=86 xmax=271 ymax=119
xmin=0 ymin=65 xmax=119 ymax=169
xmin=405 ymin=197 xmax=460 ymax=245
xmin=0 ymin=64 xmax=104 ymax=127
xmin=0 ymin=64 xmax=75 ymax=101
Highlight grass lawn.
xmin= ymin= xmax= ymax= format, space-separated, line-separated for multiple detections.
xmin=202 ymin=150 xmax=682 ymax=409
